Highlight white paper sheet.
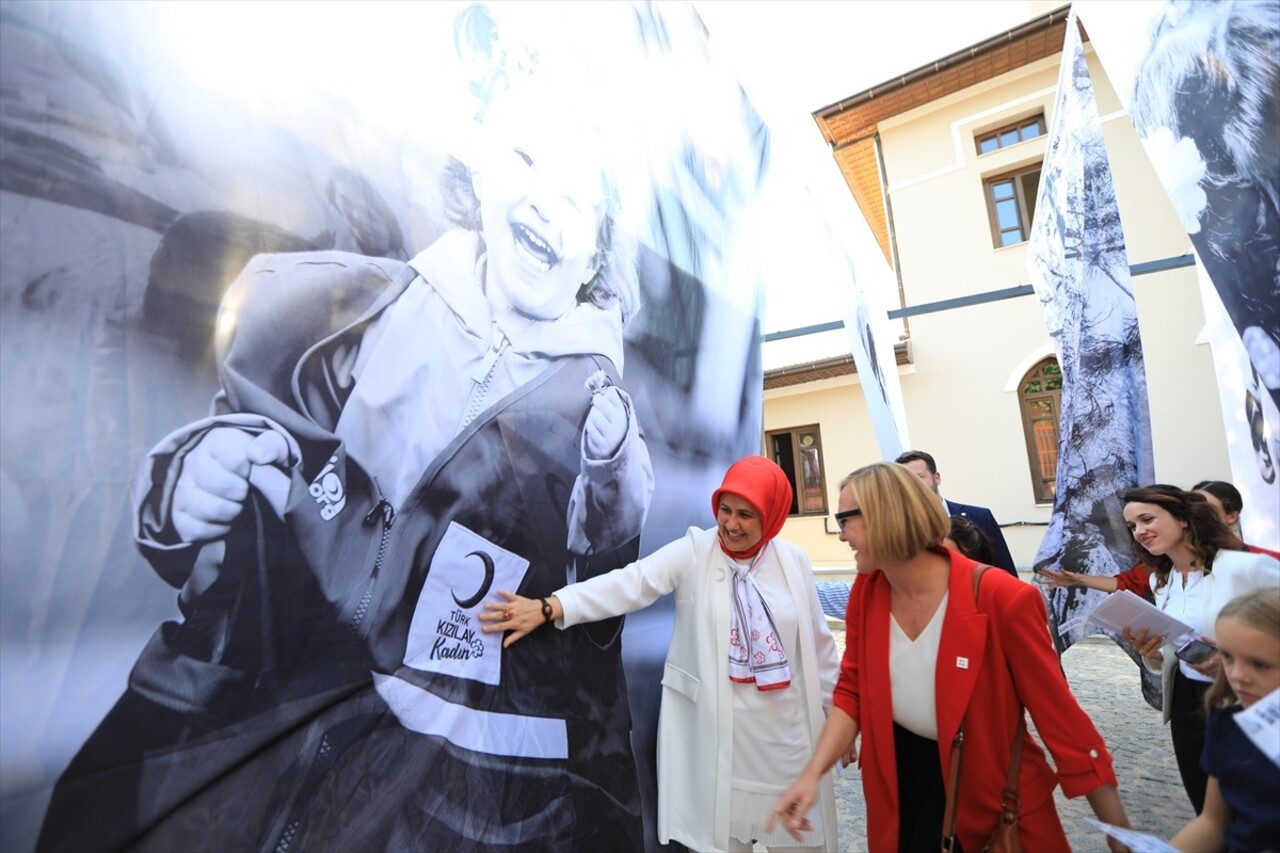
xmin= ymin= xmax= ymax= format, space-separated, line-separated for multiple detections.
xmin=1086 ymin=590 xmax=1193 ymax=642
xmin=1084 ymin=819 xmax=1178 ymax=853
xmin=1233 ymin=687 xmax=1280 ymax=767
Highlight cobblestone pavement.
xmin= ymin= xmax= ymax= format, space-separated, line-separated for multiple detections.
xmin=826 ymin=631 xmax=1195 ymax=852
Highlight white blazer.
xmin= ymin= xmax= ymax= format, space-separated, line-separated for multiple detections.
xmin=556 ymin=525 xmax=840 ymax=853
xmin=1148 ymin=549 xmax=1280 ymax=723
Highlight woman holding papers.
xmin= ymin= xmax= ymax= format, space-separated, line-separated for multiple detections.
xmin=1037 ymin=479 xmax=1279 ymax=596
xmin=1119 ymin=485 xmax=1280 ymax=815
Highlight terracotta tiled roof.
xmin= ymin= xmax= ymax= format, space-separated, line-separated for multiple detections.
xmin=813 ymin=4 xmax=1077 ymax=264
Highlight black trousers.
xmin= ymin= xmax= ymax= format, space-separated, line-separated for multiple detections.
xmin=1169 ymin=667 xmax=1210 ymax=815
xmin=895 ymin=723 xmax=958 ymax=853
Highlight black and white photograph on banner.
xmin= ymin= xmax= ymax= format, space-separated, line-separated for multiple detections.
xmin=1196 ymin=264 xmax=1280 ymax=538
xmin=1076 ymin=0 xmax=1280 ymax=551
xmin=838 ymin=237 xmax=908 ymax=460
xmin=1025 ymin=13 xmax=1160 ymax=705
xmin=1130 ymin=0 xmax=1280 ymax=410
xmin=791 ymin=191 xmax=909 ymax=460
xmin=0 ymin=3 xmax=771 ymax=851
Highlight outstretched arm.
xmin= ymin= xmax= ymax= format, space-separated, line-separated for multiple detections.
xmin=1036 ymin=567 xmax=1120 ymax=593
xmin=480 ymin=530 xmax=695 ymax=646
xmin=998 ymin=583 xmax=1132 ymax=850
xmin=767 ymin=707 xmax=858 ymax=841
xmin=1004 ymin=584 xmax=1128 ymax=797
xmin=479 ymin=590 xmax=563 ymax=648
xmin=1086 ymin=785 xmax=1135 ymax=853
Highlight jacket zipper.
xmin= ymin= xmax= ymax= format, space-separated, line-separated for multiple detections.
xmin=460 ymin=324 xmax=508 ymax=429
xmin=348 ymin=496 xmax=395 ymax=636
xmin=269 ymin=730 xmax=335 ymax=853
xmin=272 ymin=500 xmax=391 ymax=851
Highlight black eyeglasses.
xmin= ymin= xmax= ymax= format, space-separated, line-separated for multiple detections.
xmin=834 ymin=508 xmax=862 ymax=530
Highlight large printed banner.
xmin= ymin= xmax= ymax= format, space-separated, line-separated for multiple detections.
xmin=1076 ymin=0 xmax=1280 ymax=549
xmin=1026 ymin=14 xmax=1160 ymax=705
xmin=837 ymin=231 xmax=910 ymax=461
xmin=772 ymin=187 xmax=909 ymax=460
xmin=1196 ymin=265 xmax=1280 ymax=549
xmin=0 ymin=3 xmax=770 ymax=851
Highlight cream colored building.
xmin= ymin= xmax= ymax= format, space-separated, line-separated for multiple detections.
xmin=765 ymin=4 xmax=1228 ymax=574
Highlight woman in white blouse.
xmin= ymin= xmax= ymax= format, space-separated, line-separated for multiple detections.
xmin=481 ymin=455 xmax=840 ymax=853
xmin=1120 ymin=485 xmax=1280 ymax=815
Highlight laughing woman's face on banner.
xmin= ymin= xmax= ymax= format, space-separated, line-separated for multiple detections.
xmin=471 ymin=85 xmax=611 ymax=321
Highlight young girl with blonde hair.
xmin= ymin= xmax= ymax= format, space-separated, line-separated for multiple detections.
xmin=1170 ymin=588 xmax=1280 ymax=851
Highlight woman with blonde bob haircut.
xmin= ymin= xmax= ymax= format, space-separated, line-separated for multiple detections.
xmin=842 ymin=462 xmax=950 ymax=566
xmin=772 ymin=462 xmax=1131 ymax=853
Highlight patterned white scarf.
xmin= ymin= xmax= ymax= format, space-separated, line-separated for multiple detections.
xmin=727 ymin=544 xmax=791 ymax=691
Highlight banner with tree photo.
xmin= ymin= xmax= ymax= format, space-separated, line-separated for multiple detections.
xmin=1025 ymin=12 xmax=1160 ymax=707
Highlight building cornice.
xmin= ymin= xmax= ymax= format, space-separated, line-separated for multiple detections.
xmin=764 ymin=341 xmax=912 ymax=390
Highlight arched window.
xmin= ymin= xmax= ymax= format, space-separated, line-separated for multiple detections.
xmin=1019 ymin=358 xmax=1062 ymax=504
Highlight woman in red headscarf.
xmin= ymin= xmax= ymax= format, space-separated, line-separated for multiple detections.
xmin=482 ymin=455 xmax=840 ymax=853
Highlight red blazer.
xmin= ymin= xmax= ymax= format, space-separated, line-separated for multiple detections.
xmin=833 ymin=549 xmax=1117 ymax=852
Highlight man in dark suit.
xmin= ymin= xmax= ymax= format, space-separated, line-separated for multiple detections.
xmin=895 ymin=450 xmax=1019 ymax=578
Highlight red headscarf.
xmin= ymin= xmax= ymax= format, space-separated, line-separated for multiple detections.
xmin=711 ymin=455 xmax=794 ymax=560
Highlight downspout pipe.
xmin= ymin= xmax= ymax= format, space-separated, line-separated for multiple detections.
xmin=872 ymin=132 xmax=908 ymax=334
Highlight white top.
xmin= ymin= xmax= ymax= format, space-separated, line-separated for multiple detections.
xmin=727 ymin=553 xmax=818 ymax=847
xmin=1156 ymin=570 xmax=1213 ymax=683
xmin=889 ymin=592 xmax=948 ymax=739
xmin=1147 ymin=551 xmax=1280 ymax=724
